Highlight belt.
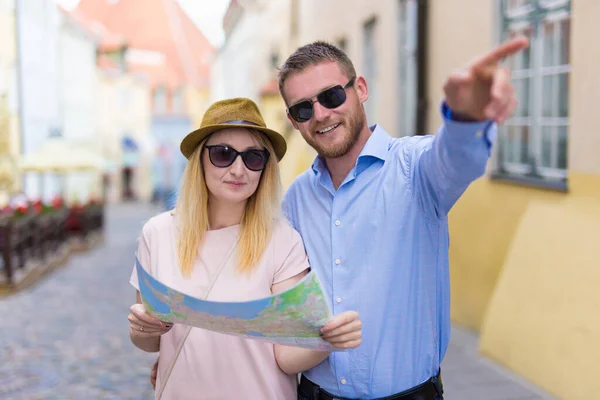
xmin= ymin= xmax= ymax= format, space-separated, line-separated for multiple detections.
xmin=298 ymin=372 xmax=443 ymax=400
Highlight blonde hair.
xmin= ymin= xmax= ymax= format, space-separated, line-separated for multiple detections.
xmin=175 ymin=129 xmax=282 ymax=278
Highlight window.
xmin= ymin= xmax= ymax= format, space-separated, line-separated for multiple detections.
xmin=363 ymin=18 xmax=378 ymax=123
xmin=496 ymin=0 xmax=571 ymax=185
xmin=398 ymin=0 xmax=418 ymax=137
xmin=153 ymin=86 xmax=167 ymax=114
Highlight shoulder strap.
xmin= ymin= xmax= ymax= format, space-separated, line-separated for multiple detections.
xmin=156 ymin=237 xmax=238 ymax=399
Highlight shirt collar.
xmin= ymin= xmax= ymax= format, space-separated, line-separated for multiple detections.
xmin=311 ymin=124 xmax=392 ymax=176
xmin=358 ymin=124 xmax=391 ymax=162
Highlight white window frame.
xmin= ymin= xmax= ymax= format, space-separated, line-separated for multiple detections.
xmin=397 ymin=0 xmax=418 ymax=137
xmin=496 ymin=0 xmax=571 ymax=183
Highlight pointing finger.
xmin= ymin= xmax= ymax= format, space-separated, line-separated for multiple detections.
xmin=472 ymin=36 xmax=529 ymax=68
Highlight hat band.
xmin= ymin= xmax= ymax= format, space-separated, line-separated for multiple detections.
xmin=220 ymin=120 xmax=261 ymax=126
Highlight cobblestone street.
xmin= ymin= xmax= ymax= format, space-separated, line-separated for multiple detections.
xmin=0 ymin=203 xmax=555 ymax=399
xmin=0 ymin=203 xmax=159 ymax=399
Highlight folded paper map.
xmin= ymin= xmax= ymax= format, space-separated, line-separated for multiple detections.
xmin=135 ymin=257 xmax=338 ymax=351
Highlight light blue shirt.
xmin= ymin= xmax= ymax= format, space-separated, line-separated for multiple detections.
xmin=282 ymin=104 xmax=496 ymax=399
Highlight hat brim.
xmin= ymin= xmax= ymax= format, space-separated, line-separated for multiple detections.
xmin=180 ymin=123 xmax=287 ymax=161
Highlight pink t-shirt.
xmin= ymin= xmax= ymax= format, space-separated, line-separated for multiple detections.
xmin=130 ymin=212 xmax=310 ymax=400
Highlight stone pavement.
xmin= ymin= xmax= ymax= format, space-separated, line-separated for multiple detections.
xmin=441 ymin=327 xmax=556 ymax=400
xmin=0 ymin=203 xmax=556 ymax=399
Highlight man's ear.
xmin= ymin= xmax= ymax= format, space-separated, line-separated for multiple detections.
xmin=354 ymin=76 xmax=369 ymax=103
xmin=286 ymin=112 xmax=300 ymax=130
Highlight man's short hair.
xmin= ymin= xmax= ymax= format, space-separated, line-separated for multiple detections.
xmin=277 ymin=41 xmax=357 ymax=104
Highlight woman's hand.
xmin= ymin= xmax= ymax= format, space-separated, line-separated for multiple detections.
xmin=321 ymin=311 xmax=362 ymax=349
xmin=150 ymin=357 xmax=159 ymax=389
xmin=128 ymin=303 xmax=173 ymax=338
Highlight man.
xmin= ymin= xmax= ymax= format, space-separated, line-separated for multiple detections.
xmin=279 ymin=37 xmax=527 ymax=400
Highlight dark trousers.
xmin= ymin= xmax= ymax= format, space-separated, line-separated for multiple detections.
xmin=298 ymin=372 xmax=443 ymax=400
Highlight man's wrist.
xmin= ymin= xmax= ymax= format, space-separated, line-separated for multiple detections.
xmin=442 ymin=102 xmax=482 ymax=123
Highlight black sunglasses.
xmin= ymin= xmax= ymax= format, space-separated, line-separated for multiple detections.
xmin=287 ymin=77 xmax=356 ymax=123
xmin=204 ymin=145 xmax=270 ymax=171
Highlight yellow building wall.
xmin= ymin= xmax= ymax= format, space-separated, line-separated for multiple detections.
xmin=479 ymin=173 xmax=600 ymax=400
xmin=0 ymin=2 xmax=21 ymax=196
xmin=427 ymin=1 xmax=600 ymax=398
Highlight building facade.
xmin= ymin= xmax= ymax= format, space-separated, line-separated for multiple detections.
xmin=75 ymin=0 xmax=215 ymax=201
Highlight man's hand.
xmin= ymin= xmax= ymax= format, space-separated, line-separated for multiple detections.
xmin=321 ymin=310 xmax=362 ymax=349
xmin=443 ymin=36 xmax=529 ymax=124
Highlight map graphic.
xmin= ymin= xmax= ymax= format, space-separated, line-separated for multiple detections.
xmin=135 ymin=257 xmax=338 ymax=351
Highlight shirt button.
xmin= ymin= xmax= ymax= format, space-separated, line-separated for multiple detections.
xmin=341 ymin=378 xmax=347 ymax=385
xmin=475 ymin=130 xmax=483 ymax=137
xmin=336 ymin=297 xmax=342 ymax=303
xmin=335 ymin=220 xmax=341 ymax=226
xmin=335 ymin=258 xmax=341 ymax=265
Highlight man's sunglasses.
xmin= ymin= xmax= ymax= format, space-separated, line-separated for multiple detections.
xmin=204 ymin=145 xmax=269 ymax=172
xmin=287 ymin=77 xmax=356 ymax=123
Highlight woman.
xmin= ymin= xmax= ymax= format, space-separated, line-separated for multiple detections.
xmin=128 ymin=98 xmax=362 ymax=399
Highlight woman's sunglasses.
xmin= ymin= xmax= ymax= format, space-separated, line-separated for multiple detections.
xmin=287 ymin=77 xmax=356 ymax=123
xmin=204 ymin=145 xmax=269 ymax=172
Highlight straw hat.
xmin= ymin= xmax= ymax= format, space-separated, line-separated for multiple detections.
xmin=180 ymin=97 xmax=287 ymax=160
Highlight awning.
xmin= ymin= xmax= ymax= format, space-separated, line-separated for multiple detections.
xmin=20 ymin=138 xmax=105 ymax=172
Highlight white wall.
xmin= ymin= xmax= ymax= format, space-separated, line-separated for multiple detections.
xmin=17 ymin=0 xmax=61 ymax=200
xmin=211 ymin=0 xmax=291 ymax=103
xmin=58 ymin=10 xmax=99 ymax=204
xmin=59 ymin=14 xmax=97 ymax=142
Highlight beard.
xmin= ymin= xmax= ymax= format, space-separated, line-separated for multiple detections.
xmin=304 ymin=108 xmax=366 ymax=158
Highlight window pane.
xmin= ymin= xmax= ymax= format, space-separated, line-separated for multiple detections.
xmin=514 ymin=77 xmax=531 ymax=117
xmin=558 ymin=72 xmax=569 ymax=118
xmin=541 ymin=126 xmax=553 ymax=167
xmin=542 ymin=73 xmax=568 ymax=118
xmin=506 ymin=125 xmax=520 ymax=163
xmin=542 ymin=17 xmax=570 ymax=67
xmin=542 ymin=20 xmax=556 ymax=67
xmin=560 ymin=19 xmax=570 ymax=65
xmin=557 ymin=126 xmax=568 ymax=169
xmin=542 ymin=75 xmax=555 ymax=117
xmin=520 ymin=125 xmax=531 ymax=164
